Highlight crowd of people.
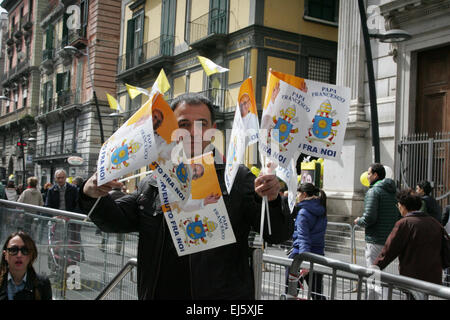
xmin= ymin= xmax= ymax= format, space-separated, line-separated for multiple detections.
xmin=0 ymin=94 xmax=449 ymax=301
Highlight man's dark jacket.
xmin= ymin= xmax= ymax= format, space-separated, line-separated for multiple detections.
xmin=374 ymin=211 xmax=444 ymax=285
xmin=79 ymin=164 xmax=293 ymax=299
xmin=45 ymin=182 xmax=79 ymax=212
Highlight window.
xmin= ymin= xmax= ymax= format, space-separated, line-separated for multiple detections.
xmin=209 ymin=0 xmax=227 ymax=34
xmin=56 ymin=71 xmax=71 ymax=106
xmin=304 ymin=0 xmax=339 ymax=24
xmin=161 ymin=0 xmax=176 ymax=55
xmin=125 ymin=10 xmax=144 ymax=68
xmin=62 ymin=13 xmax=69 ymax=47
xmin=80 ymin=0 xmax=89 ymax=37
xmin=42 ymin=81 xmax=53 ymax=112
xmin=308 ymin=56 xmax=332 ymax=83
xmin=22 ymin=86 xmax=27 ymax=108
xmin=44 ymin=25 xmax=54 ymax=60
xmin=13 ymin=90 xmax=18 ymax=111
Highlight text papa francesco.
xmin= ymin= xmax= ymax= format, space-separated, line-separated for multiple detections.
xmin=312 ymin=87 xmax=347 ymax=103
xmin=281 ymin=91 xmax=310 ymax=112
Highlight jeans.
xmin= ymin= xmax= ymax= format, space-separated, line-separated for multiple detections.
xmin=365 ymin=243 xmax=387 ymax=300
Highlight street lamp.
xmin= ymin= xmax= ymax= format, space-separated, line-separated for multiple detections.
xmin=63 ymin=45 xmax=105 ymax=144
xmin=357 ymin=0 xmax=411 ymax=163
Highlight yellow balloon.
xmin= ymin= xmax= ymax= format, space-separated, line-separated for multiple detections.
xmin=250 ymin=166 xmax=261 ymax=177
xmin=360 ymin=171 xmax=370 ymax=187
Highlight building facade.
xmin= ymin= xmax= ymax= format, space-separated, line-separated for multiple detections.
xmin=326 ymin=0 xmax=450 ymax=221
xmin=0 ymin=11 xmax=7 ymax=181
xmin=34 ymin=0 xmax=121 ymax=185
xmin=0 ymin=0 xmax=42 ymax=186
xmin=116 ymin=0 xmax=339 ymax=190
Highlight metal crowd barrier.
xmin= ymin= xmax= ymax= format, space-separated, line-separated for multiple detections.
xmin=0 ymin=199 xmax=139 ymax=300
xmin=2 ymin=199 xmax=448 ymax=300
xmin=284 ymin=252 xmax=450 ymax=300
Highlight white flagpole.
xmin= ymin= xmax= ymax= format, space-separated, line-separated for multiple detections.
xmin=84 ymin=170 xmax=154 ymax=222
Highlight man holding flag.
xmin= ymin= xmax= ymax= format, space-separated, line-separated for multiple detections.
xmin=78 ymin=92 xmax=293 ymax=300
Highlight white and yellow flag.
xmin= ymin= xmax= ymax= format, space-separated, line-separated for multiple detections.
xmin=224 ymin=77 xmax=258 ymax=194
xmin=106 ymin=93 xmax=124 ymax=113
xmin=197 ymin=56 xmax=229 ymax=76
xmin=152 ymin=68 xmax=171 ymax=94
xmin=125 ymin=83 xmax=150 ymax=99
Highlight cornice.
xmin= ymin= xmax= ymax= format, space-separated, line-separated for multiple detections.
xmin=380 ymin=0 xmax=450 ymax=28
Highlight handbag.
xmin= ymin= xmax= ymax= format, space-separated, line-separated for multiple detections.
xmin=442 ymin=228 xmax=450 ymax=269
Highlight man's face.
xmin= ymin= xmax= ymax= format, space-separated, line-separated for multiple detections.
xmin=239 ymin=94 xmax=251 ymax=117
xmin=367 ymin=167 xmax=378 ymax=185
xmin=152 ymin=109 xmax=163 ymax=130
xmin=55 ymin=172 xmax=66 ymax=187
xmin=174 ymin=102 xmax=216 ymax=157
xmin=191 ymin=163 xmax=204 ymax=180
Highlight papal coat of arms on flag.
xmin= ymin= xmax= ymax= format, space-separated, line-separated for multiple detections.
xmin=110 ymin=139 xmax=141 ymax=170
xmin=306 ymin=99 xmax=340 ymax=147
xmin=270 ymin=107 xmax=299 ymax=152
xmin=180 ymin=215 xmax=218 ymax=246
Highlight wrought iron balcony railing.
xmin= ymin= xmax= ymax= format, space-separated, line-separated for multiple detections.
xmin=197 ymin=88 xmax=234 ymax=114
xmin=35 ymin=139 xmax=77 ymax=158
xmin=38 ymin=90 xmax=80 ymax=115
xmin=118 ymin=34 xmax=175 ymax=73
xmin=43 ymin=48 xmax=54 ymax=61
xmin=189 ymin=8 xmax=227 ymax=44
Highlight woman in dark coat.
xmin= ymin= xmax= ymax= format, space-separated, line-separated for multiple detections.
xmin=286 ymin=183 xmax=327 ymax=300
xmin=0 ymin=231 xmax=52 ymax=300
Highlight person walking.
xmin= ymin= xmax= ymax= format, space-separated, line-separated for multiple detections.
xmin=79 ymin=93 xmax=293 ymax=300
xmin=5 ymin=180 xmax=18 ymax=202
xmin=17 ymin=177 xmax=44 ymax=207
xmin=0 ymin=180 xmax=6 ymax=200
xmin=41 ymin=182 xmax=52 ymax=205
xmin=416 ymin=180 xmax=442 ymax=223
xmin=354 ymin=163 xmax=401 ymax=299
xmin=374 ymin=188 xmax=445 ymax=299
xmin=0 ymin=231 xmax=52 ymax=300
xmin=45 ymin=169 xmax=82 ymax=263
xmin=17 ymin=177 xmax=44 ymax=235
xmin=286 ymin=183 xmax=327 ymax=300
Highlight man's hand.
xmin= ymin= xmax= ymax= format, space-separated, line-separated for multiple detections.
xmin=254 ymin=174 xmax=280 ymax=201
xmin=204 ymin=193 xmax=220 ymax=205
xmin=354 ymin=217 xmax=359 ymax=225
xmin=83 ymin=172 xmax=123 ymax=198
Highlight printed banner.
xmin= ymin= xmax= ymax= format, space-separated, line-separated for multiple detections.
xmin=238 ymin=77 xmax=259 ymax=146
xmin=224 ymin=78 xmax=258 ymax=194
xmin=97 ymin=93 xmax=180 ymax=186
xmin=260 ymin=70 xmax=350 ymax=165
xmin=275 ymin=158 xmax=298 ymax=213
xmin=159 ymin=152 xmax=236 ymax=256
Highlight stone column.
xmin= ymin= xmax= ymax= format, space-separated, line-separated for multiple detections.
xmin=323 ymin=0 xmax=370 ymax=222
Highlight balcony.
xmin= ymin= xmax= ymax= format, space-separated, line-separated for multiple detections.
xmin=117 ymin=35 xmax=175 ymax=81
xmin=67 ymin=28 xmax=87 ymax=49
xmin=38 ymin=90 xmax=81 ymax=116
xmin=35 ymin=139 xmax=79 ymax=161
xmin=197 ymin=88 xmax=235 ymax=115
xmin=41 ymin=49 xmax=55 ymax=74
xmin=189 ymin=9 xmax=228 ymax=50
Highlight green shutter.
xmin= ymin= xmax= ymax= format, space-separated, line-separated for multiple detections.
xmin=126 ymin=19 xmax=135 ymax=53
xmin=56 ymin=73 xmax=63 ymax=92
xmin=46 ymin=25 xmax=53 ymax=49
